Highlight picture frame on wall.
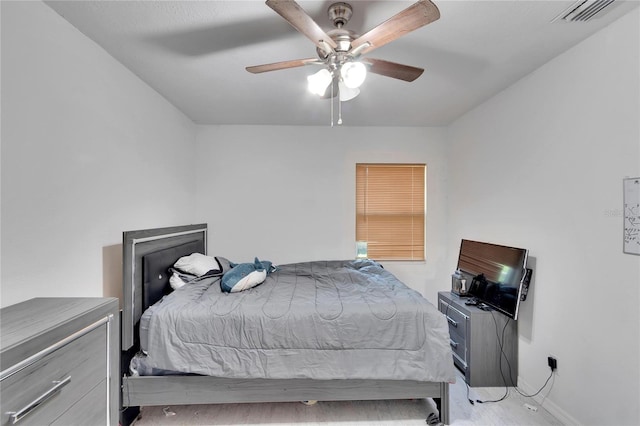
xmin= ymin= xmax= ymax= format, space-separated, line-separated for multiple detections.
xmin=623 ymin=177 xmax=640 ymax=255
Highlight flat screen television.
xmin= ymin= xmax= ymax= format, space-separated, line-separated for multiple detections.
xmin=456 ymin=239 xmax=529 ymax=320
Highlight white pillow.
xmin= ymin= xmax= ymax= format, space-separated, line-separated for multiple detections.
xmin=169 ymin=272 xmax=187 ymax=290
xmin=174 ymin=253 xmax=219 ymax=276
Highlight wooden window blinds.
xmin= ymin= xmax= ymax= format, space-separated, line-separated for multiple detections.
xmin=356 ymin=164 xmax=426 ymax=261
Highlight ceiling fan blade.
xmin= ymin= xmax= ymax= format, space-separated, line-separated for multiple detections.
xmin=246 ymin=58 xmax=321 ymax=74
xmin=363 ymin=58 xmax=424 ymax=82
xmin=351 ymin=0 xmax=440 ymax=56
xmin=266 ymin=0 xmax=338 ymax=53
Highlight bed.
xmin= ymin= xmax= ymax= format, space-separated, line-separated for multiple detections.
xmin=120 ymin=224 xmax=455 ymax=424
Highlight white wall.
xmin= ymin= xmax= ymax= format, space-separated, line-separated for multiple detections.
xmin=447 ymin=9 xmax=640 ymax=426
xmin=3 ymin=2 xmax=639 ymax=425
xmin=195 ymin=125 xmax=449 ymax=301
xmin=0 ymin=1 xmax=197 ymax=307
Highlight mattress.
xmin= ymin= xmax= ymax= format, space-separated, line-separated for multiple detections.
xmin=138 ymin=259 xmax=455 ymax=382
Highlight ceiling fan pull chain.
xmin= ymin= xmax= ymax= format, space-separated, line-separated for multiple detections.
xmin=338 ymin=87 xmax=343 ymax=125
xmin=330 ymin=77 xmax=335 ymax=127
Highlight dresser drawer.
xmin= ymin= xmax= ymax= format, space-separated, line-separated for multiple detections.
xmin=439 ymin=299 xmax=468 ymax=338
xmin=51 ymin=379 xmax=107 ymax=426
xmin=0 ymin=322 xmax=107 ymax=426
xmin=448 ymin=330 xmax=467 ymax=367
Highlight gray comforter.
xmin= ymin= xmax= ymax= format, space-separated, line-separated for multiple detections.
xmin=139 ymin=259 xmax=455 ymax=382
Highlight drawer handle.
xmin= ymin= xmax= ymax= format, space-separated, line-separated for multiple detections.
xmin=8 ymin=376 xmax=71 ymax=424
xmin=446 ymin=316 xmax=458 ymax=327
xmin=450 ymin=339 xmax=458 ymax=349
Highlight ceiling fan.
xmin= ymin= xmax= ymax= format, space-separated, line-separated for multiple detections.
xmin=246 ymin=0 xmax=441 ymax=103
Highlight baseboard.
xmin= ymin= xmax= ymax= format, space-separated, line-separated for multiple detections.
xmin=518 ymin=375 xmax=579 ymax=425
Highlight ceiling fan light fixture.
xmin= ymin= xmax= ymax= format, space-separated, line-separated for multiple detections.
xmin=250 ymin=0 xmax=440 ymax=123
xmin=338 ymin=82 xmax=360 ymax=101
xmin=340 ymin=61 xmax=367 ymax=89
xmin=307 ymin=68 xmax=333 ymax=96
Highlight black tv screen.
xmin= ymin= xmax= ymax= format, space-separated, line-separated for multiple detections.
xmin=457 ymin=239 xmax=528 ymax=320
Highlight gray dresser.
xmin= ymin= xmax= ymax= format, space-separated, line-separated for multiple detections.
xmin=0 ymin=298 xmax=119 ymax=426
xmin=438 ymin=291 xmax=518 ymax=387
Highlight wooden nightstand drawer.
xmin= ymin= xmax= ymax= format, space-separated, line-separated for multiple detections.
xmin=0 ymin=315 xmax=108 ymax=426
xmin=448 ymin=332 xmax=467 ymax=367
xmin=439 ymin=298 xmax=468 ymax=338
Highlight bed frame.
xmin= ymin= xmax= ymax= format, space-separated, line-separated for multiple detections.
xmin=120 ymin=224 xmax=450 ymax=424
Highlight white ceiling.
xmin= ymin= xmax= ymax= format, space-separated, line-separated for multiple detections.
xmin=45 ymin=0 xmax=639 ymax=126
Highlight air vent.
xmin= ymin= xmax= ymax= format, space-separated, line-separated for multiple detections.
xmin=553 ymin=0 xmax=616 ymax=22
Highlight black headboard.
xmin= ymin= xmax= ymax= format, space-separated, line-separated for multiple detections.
xmin=142 ymin=240 xmax=203 ymax=312
xmin=122 ymin=224 xmax=207 ymax=351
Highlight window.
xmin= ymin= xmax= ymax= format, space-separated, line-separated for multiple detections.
xmin=356 ymin=163 xmax=425 ymax=261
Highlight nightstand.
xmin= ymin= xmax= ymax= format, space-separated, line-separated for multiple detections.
xmin=438 ymin=291 xmax=518 ymax=387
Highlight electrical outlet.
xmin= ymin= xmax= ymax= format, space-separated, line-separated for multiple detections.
xmin=548 ymin=356 xmax=557 ymax=371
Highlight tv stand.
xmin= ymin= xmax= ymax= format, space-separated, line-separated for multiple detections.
xmin=438 ymin=291 xmax=518 ymax=387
